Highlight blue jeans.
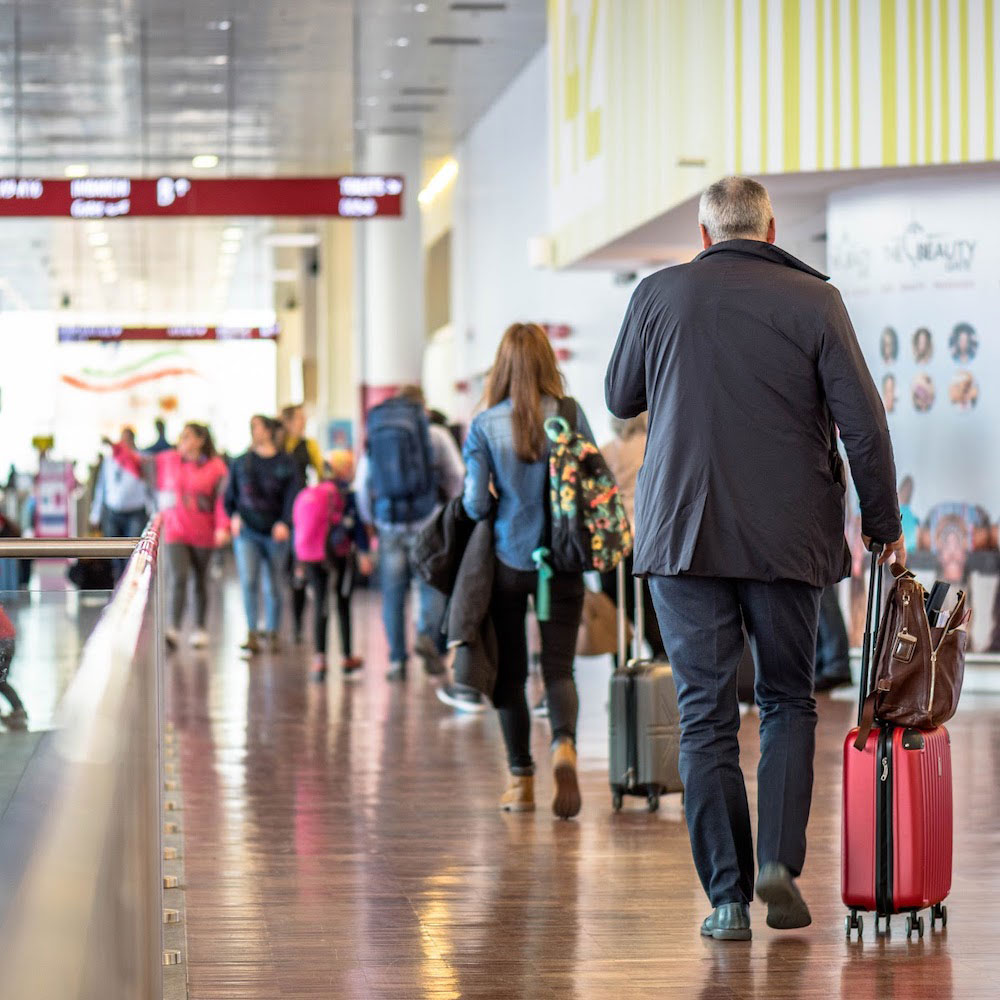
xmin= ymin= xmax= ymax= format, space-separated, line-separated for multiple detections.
xmin=648 ymin=574 xmax=821 ymax=908
xmin=101 ymin=506 xmax=147 ymax=581
xmin=233 ymin=527 xmax=290 ymax=634
xmin=378 ymin=524 xmax=447 ymax=664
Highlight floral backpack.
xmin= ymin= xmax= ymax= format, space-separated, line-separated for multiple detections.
xmin=541 ymin=398 xmax=633 ymax=575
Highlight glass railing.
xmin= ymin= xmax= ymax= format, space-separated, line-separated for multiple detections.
xmin=0 ymin=523 xmax=166 ymax=999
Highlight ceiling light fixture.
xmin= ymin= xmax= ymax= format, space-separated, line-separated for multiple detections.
xmin=380 ymin=69 xmax=394 ymax=80
xmin=64 ymin=163 xmax=89 ymax=178
xmin=222 ymin=226 xmax=243 ymax=241
xmin=210 ymin=55 xmax=228 ymax=65
xmin=418 ymin=157 xmax=458 ymax=207
xmin=393 ymin=36 xmax=410 ymax=47
xmin=88 ymin=232 xmax=110 ymax=247
xmin=192 ymin=154 xmax=220 ymax=169
xmin=414 ymin=2 xmax=429 ymax=11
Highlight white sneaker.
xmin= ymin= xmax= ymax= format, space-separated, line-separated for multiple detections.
xmin=165 ymin=627 xmax=180 ymax=649
xmin=189 ymin=629 xmax=210 ymax=649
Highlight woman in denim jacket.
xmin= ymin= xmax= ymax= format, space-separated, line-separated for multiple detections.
xmin=459 ymin=322 xmax=596 ymax=819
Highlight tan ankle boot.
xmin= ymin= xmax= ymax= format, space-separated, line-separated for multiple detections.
xmin=499 ymin=774 xmax=535 ymax=813
xmin=552 ymin=739 xmax=581 ymax=819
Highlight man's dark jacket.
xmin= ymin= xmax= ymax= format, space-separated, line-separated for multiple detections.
xmin=605 ymin=240 xmax=901 ymax=588
xmin=414 ymin=498 xmax=498 ymax=698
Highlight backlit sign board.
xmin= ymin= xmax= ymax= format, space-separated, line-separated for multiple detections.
xmin=0 ymin=176 xmax=403 ymax=219
xmin=58 ymin=325 xmax=281 ymax=342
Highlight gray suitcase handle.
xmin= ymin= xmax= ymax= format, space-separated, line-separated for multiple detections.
xmin=616 ymin=561 xmax=646 ymax=670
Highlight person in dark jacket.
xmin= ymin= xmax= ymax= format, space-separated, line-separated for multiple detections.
xmin=453 ymin=322 xmax=595 ymax=820
xmin=224 ymin=415 xmax=302 ymax=656
xmin=606 ymin=176 xmax=906 ymax=940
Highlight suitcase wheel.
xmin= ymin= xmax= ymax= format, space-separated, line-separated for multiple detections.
xmin=611 ymin=790 xmax=624 ymax=812
xmin=646 ymin=791 xmax=660 ymax=813
xmin=874 ymin=914 xmax=890 ymax=937
xmin=845 ymin=910 xmax=863 ymax=940
xmin=931 ymin=904 xmax=948 ymax=930
xmin=905 ymin=913 xmax=925 ymax=940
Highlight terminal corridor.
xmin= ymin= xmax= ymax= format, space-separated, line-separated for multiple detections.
xmin=166 ymin=585 xmax=997 ymax=999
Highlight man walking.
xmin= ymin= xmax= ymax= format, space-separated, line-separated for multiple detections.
xmin=358 ymin=387 xmax=464 ymax=681
xmin=605 ymin=177 xmax=905 ymax=940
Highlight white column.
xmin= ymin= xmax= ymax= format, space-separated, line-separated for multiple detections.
xmin=360 ymin=132 xmax=424 ymax=410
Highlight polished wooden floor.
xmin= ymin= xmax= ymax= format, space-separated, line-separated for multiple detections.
xmin=167 ymin=582 xmax=1000 ymax=999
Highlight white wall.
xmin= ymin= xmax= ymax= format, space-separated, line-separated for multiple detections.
xmin=452 ymin=49 xmax=636 ymax=445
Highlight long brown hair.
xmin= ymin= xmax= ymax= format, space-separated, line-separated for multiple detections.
xmin=184 ymin=422 xmax=217 ymax=460
xmin=485 ymin=322 xmax=565 ymax=462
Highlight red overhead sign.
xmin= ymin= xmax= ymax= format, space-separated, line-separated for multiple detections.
xmin=0 ymin=176 xmax=403 ymax=219
xmin=58 ymin=325 xmax=280 ymax=343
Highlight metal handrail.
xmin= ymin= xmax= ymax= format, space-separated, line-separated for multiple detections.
xmin=0 ymin=536 xmax=139 ymax=559
xmin=0 ymin=518 xmax=164 ymax=999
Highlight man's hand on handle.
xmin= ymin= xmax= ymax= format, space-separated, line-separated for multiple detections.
xmin=863 ymin=532 xmax=907 ymax=567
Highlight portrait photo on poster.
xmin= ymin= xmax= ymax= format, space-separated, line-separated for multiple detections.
xmin=911 ymin=372 xmax=935 ymax=413
xmin=912 ymin=326 xmax=934 ymax=364
xmin=880 ymin=325 xmax=899 ymax=364
xmin=881 ymin=373 xmax=897 ymax=413
xmin=949 ymin=371 xmax=979 ymax=410
xmin=949 ymin=322 xmax=978 ymax=364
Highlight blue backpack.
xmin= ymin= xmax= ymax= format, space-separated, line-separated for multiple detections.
xmin=366 ymin=397 xmax=438 ymax=524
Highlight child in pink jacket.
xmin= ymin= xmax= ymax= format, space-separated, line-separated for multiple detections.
xmin=156 ymin=423 xmax=230 ymax=650
xmin=292 ymin=450 xmax=372 ymax=681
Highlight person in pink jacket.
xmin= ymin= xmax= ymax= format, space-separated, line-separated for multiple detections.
xmin=292 ymin=451 xmax=372 ymax=681
xmin=156 ymin=423 xmax=230 ymax=650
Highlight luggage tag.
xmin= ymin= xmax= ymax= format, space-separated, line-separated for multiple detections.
xmin=892 ymin=627 xmax=918 ymax=662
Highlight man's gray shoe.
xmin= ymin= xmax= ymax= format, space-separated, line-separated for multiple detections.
xmin=700 ymin=903 xmax=751 ymax=941
xmin=414 ymin=633 xmax=446 ymax=676
xmin=755 ymin=862 xmax=812 ymax=929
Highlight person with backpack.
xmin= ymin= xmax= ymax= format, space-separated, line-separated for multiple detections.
xmin=357 ymin=386 xmax=464 ymax=682
xmin=281 ymin=404 xmax=324 ymax=643
xmin=292 ymin=450 xmax=372 ymax=682
xmin=442 ymin=322 xmax=612 ymax=820
xmin=224 ymin=415 xmax=303 ymax=656
xmin=155 ymin=423 xmax=230 ymax=651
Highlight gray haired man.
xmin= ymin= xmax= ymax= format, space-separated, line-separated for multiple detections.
xmin=606 ymin=176 xmax=905 ymax=940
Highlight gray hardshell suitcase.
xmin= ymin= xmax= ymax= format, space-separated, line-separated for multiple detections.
xmin=608 ymin=564 xmax=684 ymax=812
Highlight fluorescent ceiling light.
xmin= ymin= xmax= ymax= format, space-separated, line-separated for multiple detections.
xmin=418 ymin=158 xmax=458 ymax=206
xmin=210 ymin=55 xmax=228 ymax=65
xmin=192 ymin=154 xmax=220 ymax=169
xmin=380 ymin=69 xmax=394 ymax=80
xmin=264 ymin=232 xmax=321 ymax=248
xmin=88 ymin=231 xmax=110 ymax=247
xmin=222 ymin=226 xmax=243 ymax=241
xmin=415 ymin=3 xmax=429 ymax=11
xmin=394 ymin=36 xmax=410 ymax=46
xmin=64 ymin=163 xmax=89 ymax=178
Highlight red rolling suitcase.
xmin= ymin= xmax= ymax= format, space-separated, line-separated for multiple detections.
xmin=842 ymin=546 xmax=953 ymax=940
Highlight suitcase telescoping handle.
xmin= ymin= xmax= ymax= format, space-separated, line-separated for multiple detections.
xmin=856 ymin=543 xmax=884 ymax=728
xmin=616 ymin=561 xmax=629 ymax=671
xmin=615 ymin=562 xmax=646 ymax=670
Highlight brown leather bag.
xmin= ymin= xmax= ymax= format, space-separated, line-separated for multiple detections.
xmin=576 ymin=589 xmax=622 ymax=657
xmin=854 ymin=563 xmax=970 ymax=749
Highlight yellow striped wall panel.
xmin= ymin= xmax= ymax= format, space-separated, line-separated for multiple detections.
xmin=549 ymin=0 xmax=1000 ymax=268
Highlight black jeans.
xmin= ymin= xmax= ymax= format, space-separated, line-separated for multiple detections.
xmin=600 ymin=552 xmax=665 ymax=659
xmin=815 ymin=584 xmax=850 ymax=679
xmin=490 ymin=561 xmax=584 ymax=775
xmin=648 ymin=574 xmax=821 ymax=908
xmin=303 ymin=557 xmax=355 ymax=657
xmin=165 ymin=544 xmax=213 ymax=629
